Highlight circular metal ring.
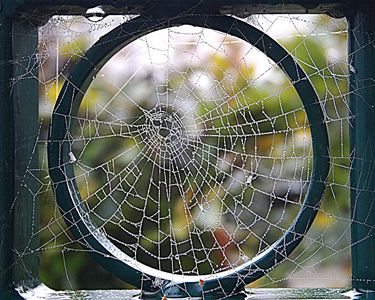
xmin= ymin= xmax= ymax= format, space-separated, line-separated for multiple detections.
xmin=48 ymin=14 xmax=329 ymax=297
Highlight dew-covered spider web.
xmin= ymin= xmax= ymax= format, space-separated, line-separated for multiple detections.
xmin=67 ymin=22 xmax=313 ymax=278
xmin=8 ymin=10 xmax=357 ymax=296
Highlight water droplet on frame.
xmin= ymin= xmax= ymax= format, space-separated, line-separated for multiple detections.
xmin=85 ymin=6 xmax=106 ymax=22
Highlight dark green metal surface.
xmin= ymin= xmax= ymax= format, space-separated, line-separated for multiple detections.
xmin=0 ymin=1 xmax=24 ymax=18
xmin=0 ymin=16 xmax=23 ymax=300
xmin=16 ymin=0 xmax=349 ymax=18
xmin=17 ymin=286 xmax=350 ymax=299
xmin=0 ymin=15 xmax=14 ymax=295
xmin=0 ymin=13 xmax=39 ymax=300
xmin=0 ymin=0 xmax=372 ymax=297
xmin=349 ymin=8 xmax=375 ymax=293
xmin=12 ymin=20 xmax=40 ymax=289
xmin=48 ymin=13 xmax=329 ymax=298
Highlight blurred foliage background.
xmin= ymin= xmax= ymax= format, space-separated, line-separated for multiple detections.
xmin=36 ymin=14 xmax=350 ymax=290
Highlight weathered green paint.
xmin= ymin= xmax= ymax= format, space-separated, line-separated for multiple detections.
xmin=12 ymin=20 xmax=40 ymax=289
xmin=349 ymin=8 xmax=375 ymax=293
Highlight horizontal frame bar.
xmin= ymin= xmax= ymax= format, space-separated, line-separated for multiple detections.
xmin=10 ymin=0 xmax=362 ymax=18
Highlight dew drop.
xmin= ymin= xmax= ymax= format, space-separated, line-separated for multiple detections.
xmin=85 ymin=6 xmax=106 ymax=22
xmin=153 ymin=277 xmax=164 ymax=287
xmin=245 ymin=173 xmax=257 ymax=186
xmin=68 ymin=152 xmax=77 ymax=163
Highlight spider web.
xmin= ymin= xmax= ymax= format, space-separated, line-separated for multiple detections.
xmin=70 ymin=22 xmax=312 ymax=278
xmin=9 ymin=9 xmax=354 ymax=296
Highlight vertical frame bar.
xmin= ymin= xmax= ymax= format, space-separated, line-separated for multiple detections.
xmin=349 ymin=8 xmax=375 ymax=293
xmin=12 ymin=20 xmax=40 ymax=288
xmin=0 ymin=16 xmax=18 ymax=298
xmin=0 ymin=13 xmax=40 ymax=297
